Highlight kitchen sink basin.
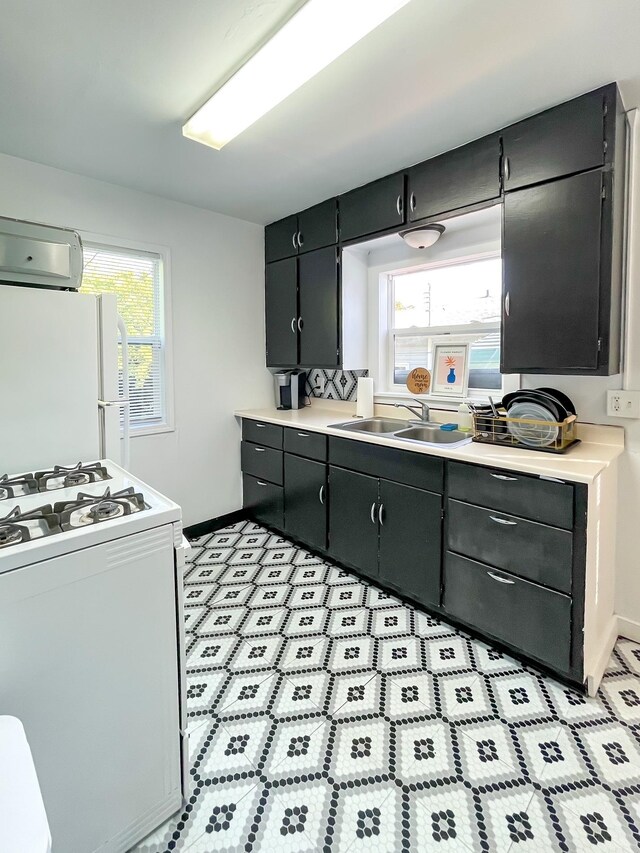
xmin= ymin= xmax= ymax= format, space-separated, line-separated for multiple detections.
xmin=394 ymin=426 xmax=471 ymax=445
xmin=328 ymin=417 xmax=411 ymax=434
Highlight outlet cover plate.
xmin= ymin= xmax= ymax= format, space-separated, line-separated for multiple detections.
xmin=607 ymin=389 xmax=640 ymax=418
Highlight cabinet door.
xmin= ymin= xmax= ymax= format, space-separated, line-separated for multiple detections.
xmin=298 ymin=246 xmax=339 ymax=368
xmin=339 ymin=173 xmax=405 ymax=242
xmin=501 ymin=170 xmax=603 ymax=373
xmin=502 ymin=88 xmax=607 ymax=191
xmin=298 ymin=199 xmax=337 ymax=254
xmin=265 ymin=214 xmax=298 ymax=263
xmin=328 ymin=467 xmax=378 ymax=579
xmin=265 ymin=257 xmax=298 ymax=367
xmin=243 ymin=474 xmax=284 ymax=529
xmin=408 ymin=135 xmax=500 ymax=222
xmin=284 ymin=455 xmax=327 ymax=550
xmin=378 ymin=480 xmax=442 ymax=607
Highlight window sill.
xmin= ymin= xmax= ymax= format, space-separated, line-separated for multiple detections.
xmin=374 ymin=390 xmax=496 ymax=411
xmin=128 ymin=423 xmax=175 ymax=438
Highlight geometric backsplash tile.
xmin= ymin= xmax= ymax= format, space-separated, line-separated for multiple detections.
xmin=305 ymin=369 xmax=368 ymax=402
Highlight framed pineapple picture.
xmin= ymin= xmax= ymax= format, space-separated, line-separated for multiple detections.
xmin=431 ymin=343 xmax=469 ymax=397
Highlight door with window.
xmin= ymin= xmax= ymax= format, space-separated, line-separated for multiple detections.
xmin=81 ymin=243 xmax=171 ymax=434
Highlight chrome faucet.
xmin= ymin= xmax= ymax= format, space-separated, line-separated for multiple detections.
xmin=394 ymin=400 xmax=430 ymax=423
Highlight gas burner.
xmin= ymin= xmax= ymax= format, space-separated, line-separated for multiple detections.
xmin=35 ymin=462 xmax=111 ymax=492
xmin=0 ymin=473 xmax=38 ymax=501
xmin=54 ymin=487 xmax=146 ymax=531
xmin=0 ymin=505 xmax=61 ymax=548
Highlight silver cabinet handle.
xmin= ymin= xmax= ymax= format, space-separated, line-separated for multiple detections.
xmin=254 ymin=447 xmax=265 ymax=452
xmin=291 ymin=316 xmax=297 ymax=334
xmin=489 ymin=515 xmax=517 ymax=526
xmin=378 ymin=503 xmax=385 ymax=526
xmin=257 ymin=480 xmax=268 ymax=487
xmin=504 ymin=291 xmax=510 ymax=317
xmin=409 ymin=192 xmax=416 ymax=213
xmin=297 ymin=231 xmax=303 ymax=248
xmin=292 ymin=232 xmax=297 ymax=250
xmin=370 ymin=502 xmax=378 ymax=524
xmin=396 ymin=195 xmax=403 ymax=216
xmin=487 ymin=571 xmax=515 ymax=585
xmin=297 ymin=432 xmax=310 ymax=437
xmin=297 ymin=317 xmax=303 ymax=332
xmin=319 ymin=485 xmax=325 ymax=505
xmin=489 ymin=472 xmax=518 ymax=481
xmin=504 ymin=156 xmax=510 ymax=181
xmin=255 ymin=423 xmax=266 ymax=428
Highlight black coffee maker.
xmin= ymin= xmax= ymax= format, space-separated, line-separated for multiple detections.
xmin=274 ymin=370 xmax=307 ymax=410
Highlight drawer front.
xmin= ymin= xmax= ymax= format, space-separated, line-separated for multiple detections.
xmin=447 ymin=461 xmax=573 ymax=529
xmin=329 ymin=437 xmax=444 ymax=493
xmin=243 ymin=474 xmax=284 ymax=529
xmin=447 ymin=499 xmax=572 ymax=593
xmin=242 ymin=419 xmax=283 ymax=449
xmin=241 ymin=441 xmax=283 ymax=485
xmin=444 ymin=552 xmax=571 ymax=673
xmin=284 ymin=427 xmax=327 ymax=461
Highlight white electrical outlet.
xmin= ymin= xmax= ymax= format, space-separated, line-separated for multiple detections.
xmin=606 ymin=390 xmax=640 ymax=418
xmin=314 ymin=375 xmax=325 ymax=395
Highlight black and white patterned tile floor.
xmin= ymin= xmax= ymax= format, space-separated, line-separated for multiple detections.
xmin=132 ymin=520 xmax=640 ymax=853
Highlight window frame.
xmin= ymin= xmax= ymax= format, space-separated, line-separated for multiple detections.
xmin=80 ymin=231 xmax=175 ymax=437
xmin=368 ymin=249 xmax=520 ymax=407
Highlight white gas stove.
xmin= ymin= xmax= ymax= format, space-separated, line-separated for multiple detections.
xmin=0 ymin=459 xmax=182 ymax=574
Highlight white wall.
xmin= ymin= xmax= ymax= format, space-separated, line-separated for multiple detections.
xmin=0 ymin=152 xmax=272 ymax=526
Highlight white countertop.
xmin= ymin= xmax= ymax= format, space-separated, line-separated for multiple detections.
xmin=235 ymin=400 xmax=624 ymax=485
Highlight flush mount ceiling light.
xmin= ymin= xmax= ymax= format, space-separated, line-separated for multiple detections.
xmin=182 ymin=0 xmax=411 ymax=150
xmin=400 ymin=224 xmax=445 ymax=249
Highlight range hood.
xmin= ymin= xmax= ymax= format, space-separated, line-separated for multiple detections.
xmin=0 ymin=216 xmax=83 ymax=290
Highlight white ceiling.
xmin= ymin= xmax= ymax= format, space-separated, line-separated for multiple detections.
xmin=2 ymin=0 xmax=640 ymax=225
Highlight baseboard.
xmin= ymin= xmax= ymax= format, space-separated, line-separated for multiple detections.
xmin=617 ymin=615 xmax=640 ymax=643
xmin=183 ymin=509 xmax=249 ymax=541
xmin=586 ymin=618 xmax=619 ymax=697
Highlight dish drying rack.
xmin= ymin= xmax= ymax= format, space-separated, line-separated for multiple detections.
xmin=470 ymin=405 xmax=580 ymax=454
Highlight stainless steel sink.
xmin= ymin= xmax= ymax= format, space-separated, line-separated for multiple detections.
xmin=328 ymin=417 xmax=472 ymax=447
xmin=394 ymin=426 xmax=471 ymax=446
xmin=328 ymin=418 xmax=411 ymax=434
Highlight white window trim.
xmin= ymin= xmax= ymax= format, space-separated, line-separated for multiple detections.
xmin=80 ymin=230 xmax=175 ymax=437
xmin=367 ymin=249 xmax=520 ymax=409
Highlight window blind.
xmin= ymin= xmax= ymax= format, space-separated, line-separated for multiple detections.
xmin=81 ymin=243 xmax=166 ymax=428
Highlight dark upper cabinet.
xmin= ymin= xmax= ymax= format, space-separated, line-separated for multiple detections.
xmin=501 ymin=169 xmax=621 ymax=374
xmin=408 ymin=134 xmax=501 ymax=222
xmin=378 ymin=480 xmax=442 ymax=607
xmin=265 ymin=215 xmax=299 ymax=263
xmin=328 ymin=466 xmax=379 ymax=579
xmin=502 ymin=84 xmax=617 ymax=191
xmin=339 ymin=173 xmax=406 ymax=242
xmin=284 ymin=454 xmax=327 ymax=551
xmin=265 ymin=257 xmax=297 ymax=367
xmin=298 ymin=246 xmax=339 ymax=368
xmin=265 ymin=200 xmax=337 ymax=262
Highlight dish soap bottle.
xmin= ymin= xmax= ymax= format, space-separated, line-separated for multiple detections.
xmin=457 ymin=402 xmax=473 ymax=432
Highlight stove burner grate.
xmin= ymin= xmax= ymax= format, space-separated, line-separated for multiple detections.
xmin=55 ymin=487 xmax=146 ymax=531
xmin=35 ymin=462 xmax=111 ymax=492
xmin=0 ymin=474 xmax=39 ymax=501
xmin=0 ymin=505 xmax=62 ymax=548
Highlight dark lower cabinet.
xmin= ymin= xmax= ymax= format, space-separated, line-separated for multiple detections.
xmin=265 ymin=258 xmax=297 ymax=367
xmin=444 ymin=552 xmax=571 ymax=673
xmin=243 ymin=474 xmax=284 ymax=529
xmin=378 ymin=480 xmax=441 ymax=607
xmin=328 ymin=467 xmax=379 ymax=579
xmin=284 ymin=455 xmax=327 ymax=551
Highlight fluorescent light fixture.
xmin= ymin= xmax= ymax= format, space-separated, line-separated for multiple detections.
xmin=183 ymin=0 xmax=411 ymax=150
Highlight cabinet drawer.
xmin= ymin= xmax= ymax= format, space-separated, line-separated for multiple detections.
xmin=243 ymin=474 xmax=284 ymax=529
xmin=242 ymin=419 xmax=283 ymax=449
xmin=444 ymin=552 xmax=571 ymax=673
xmin=241 ymin=441 xmax=283 ymax=485
xmin=447 ymin=499 xmax=572 ymax=593
xmin=329 ymin=437 xmax=443 ymax=493
xmin=447 ymin=461 xmax=573 ymax=529
xmin=284 ymin=427 xmax=327 ymax=461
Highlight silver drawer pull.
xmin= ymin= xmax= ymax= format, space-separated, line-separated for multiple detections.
xmin=254 ymin=447 xmax=266 ymax=452
xmin=489 ymin=515 xmax=517 ymax=526
xmin=257 ymin=481 xmax=268 ymax=487
xmin=255 ymin=423 xmax=266 ymax=428
xmin=370 ymin=502 xmax=378 ymax=524
xmin=489 ymin=472 xmax=518 ymax=481
xmin=487 ymin=571 xmax=515 ymax=585
xmin=297 ymin=432 xmax=310 ymax=437
xmin=319 ymin=485 xmax=325 ymax=505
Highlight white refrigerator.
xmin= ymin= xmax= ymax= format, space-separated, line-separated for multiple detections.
xmin=0 ymin=284 xmax=129 ymax=475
